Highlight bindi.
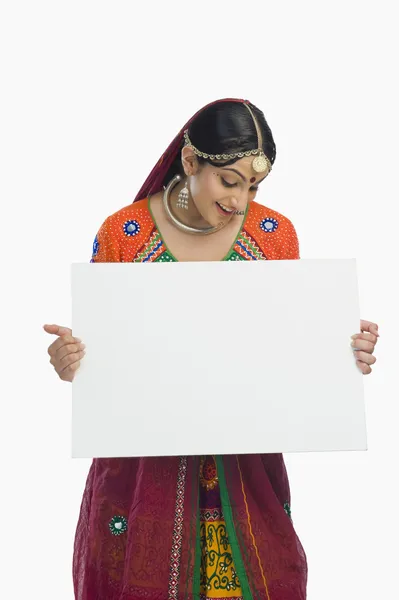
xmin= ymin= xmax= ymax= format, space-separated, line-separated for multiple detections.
xmin=250 ymin=177 xmax=256 ymax=183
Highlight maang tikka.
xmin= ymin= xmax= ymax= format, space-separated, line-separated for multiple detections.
xmin=177 ymin=179 xmax=189 ymax=210
xmin=183 ymin=101 xmax=272 ymax=176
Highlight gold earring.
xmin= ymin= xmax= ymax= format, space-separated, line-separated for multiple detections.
xmin=177 ymin=178 xmax=189 ymax=210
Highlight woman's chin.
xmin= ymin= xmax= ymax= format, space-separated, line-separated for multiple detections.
xmin=195 ymin=204 xmax=230 ymax=229
xmin=204 ymin=215 xmax=224 ymax=229
xmin=195 ymin=211 xmax=217 ymax=228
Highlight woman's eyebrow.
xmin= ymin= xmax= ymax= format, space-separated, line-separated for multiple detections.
xmin=221 ymin=168 xmax=267 ymax=186
xmin=221 ymin=168 xmax=246 ymax=182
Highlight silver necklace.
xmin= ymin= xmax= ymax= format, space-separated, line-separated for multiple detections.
xmin=162 ymin=174 xmax=223 ymax=236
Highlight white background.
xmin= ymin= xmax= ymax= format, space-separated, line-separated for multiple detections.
xmin=1 ymin=1 xmax=397 ymax=598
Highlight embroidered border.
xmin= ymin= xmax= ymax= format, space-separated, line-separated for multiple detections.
xmin=199 ymin=507 xmax=225 ymax=522
xmin=134 ymin=229 xmax=164 ymax=263
xmin=215 ymin=456 xmax=254 ymax=600
xmin=236 ymin=456 xmax=271 ymax=600
xmin=234 ymin=231 xmax=266 ymax=261
xmin=199 ymin=596 xmax=244 ymax=600
xmin=168 ymin=456 xmax=188 ymax=600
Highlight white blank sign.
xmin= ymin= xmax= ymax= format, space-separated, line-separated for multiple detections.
xmin=71 ymin=259 xmax=366 ymax=458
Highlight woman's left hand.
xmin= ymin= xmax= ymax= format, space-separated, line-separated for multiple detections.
xmin=351 ymin=319 xmax=379 ymax=375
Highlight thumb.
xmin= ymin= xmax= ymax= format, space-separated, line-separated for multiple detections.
xmin=43 ymin=323 xmax=72 ymax=337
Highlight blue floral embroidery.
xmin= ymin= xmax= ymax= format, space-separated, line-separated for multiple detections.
xmin=109 ymin=515 xmax=127 ymax=536
xmin=123 ymin=220 xmax=140 ymax=237
xmin=260 ymin=217 xmax=278 ymax=233
xmin=92 ymin=234 xmax=100 ymax=257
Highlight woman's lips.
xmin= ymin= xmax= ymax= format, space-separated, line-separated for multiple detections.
xmin=215 ymin=202 xmax=234 ymax=216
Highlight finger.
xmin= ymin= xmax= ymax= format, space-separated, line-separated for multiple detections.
xmin=43 ymin=324 xmax=73 ymax=337
xmin=56 ymin=342 xmax=86 ymax=362
xmin=360 ymin=320 xmax=379 ymax=337
xmin=353 ymin=350 xmax=377 ymax=365
xmin=59 ymin=358 xmax=81 ymax=381
xmin=356 ymin=360 xmax=372 ymax=375
xmin=351 ymin=338 xmax=376 ymax=354
xmin=50 ymin=348 xmax=85 ymax=368
xmin=58 ymin=349 xmax=86 ymax=370
xmin=351 ymin=332 xmax=378 ymax=345
xmin=48 ymin=334 xmax=83 ymax=357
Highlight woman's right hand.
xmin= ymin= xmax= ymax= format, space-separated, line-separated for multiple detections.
xmin=43 ymin=324 xmax=86 ymax=382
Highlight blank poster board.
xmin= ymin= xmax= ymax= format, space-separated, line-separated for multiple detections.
xmin=71 ymin=259 xmax=366 ymax=458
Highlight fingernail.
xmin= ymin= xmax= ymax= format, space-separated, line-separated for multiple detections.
xmin=80 ymin=343 xmax=86 ymax=349
xmin=75 ymin=337 xmax=82 ymax=342
xmin=351 ymin=334 xmax=357 ymax=339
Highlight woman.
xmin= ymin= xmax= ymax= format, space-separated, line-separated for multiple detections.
xmin=44 ymin=98 xmax=379 ymax=600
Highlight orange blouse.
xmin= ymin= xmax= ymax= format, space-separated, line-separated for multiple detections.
xmin=90 ymin=197 xmax=300 ymax=263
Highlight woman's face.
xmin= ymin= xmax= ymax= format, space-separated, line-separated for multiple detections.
xmin=182 ymin=149 xmax=269 ymax=227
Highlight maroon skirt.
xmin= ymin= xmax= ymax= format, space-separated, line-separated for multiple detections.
xmin=73 ymin=454 xmax=307 ymax=599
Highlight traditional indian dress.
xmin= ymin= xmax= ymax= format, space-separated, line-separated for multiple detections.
xmin=73 ymin=98 xmax=308 ymax=600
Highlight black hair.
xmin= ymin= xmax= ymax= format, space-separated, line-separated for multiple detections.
xmin=162 ymin=101 xmax=276 ymax=187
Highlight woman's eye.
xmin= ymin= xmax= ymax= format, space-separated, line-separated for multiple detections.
xmin=221 ymin=177 xmax=237 ymax=188
xmin=220 ymin=176 xmax=259 ymax=192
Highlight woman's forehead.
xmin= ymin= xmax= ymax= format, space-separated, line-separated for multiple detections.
xmin=216 ymin=155 xmax=266 ymax=183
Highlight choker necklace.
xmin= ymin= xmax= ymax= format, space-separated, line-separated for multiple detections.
xmin=162 ymin=174 xmax=224 ymax=236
